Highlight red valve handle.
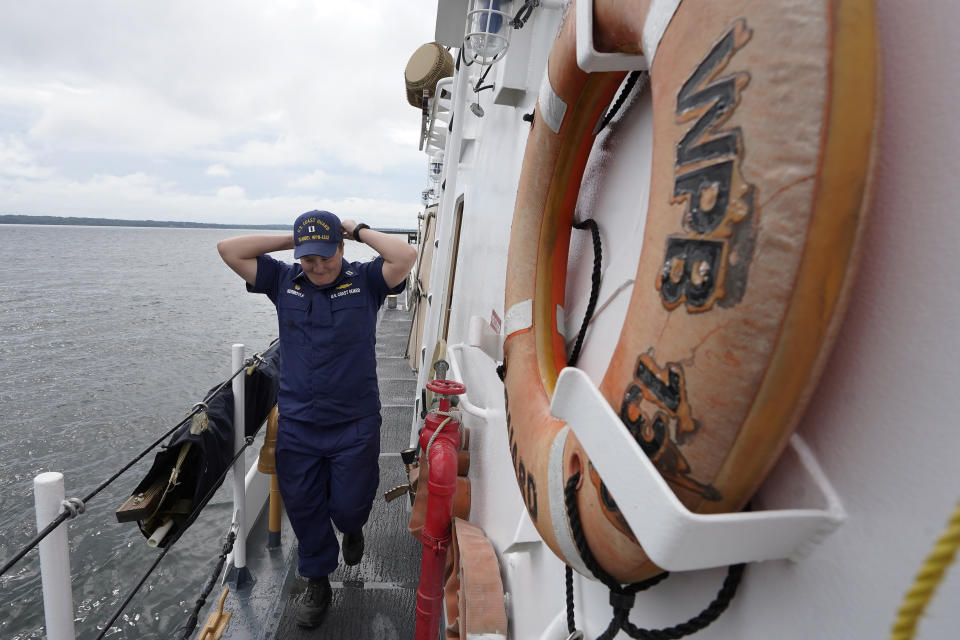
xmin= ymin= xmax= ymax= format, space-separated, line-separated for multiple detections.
xmin=426 ymin=379 xmax=466 ymax=396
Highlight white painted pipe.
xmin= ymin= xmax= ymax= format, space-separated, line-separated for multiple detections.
xmin=231 ymin=344 xmax=248 ymax=571
xmin=447 ymin=344 xmax=506 ymax=422
xmin=33 ymin=472 xmax=77 ymax=640
xmin=146 ymin=518 xmax=174 ymax=548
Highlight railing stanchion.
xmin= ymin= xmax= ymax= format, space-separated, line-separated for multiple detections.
xmin=228 ymin=343 xmax=253 ymax=587
xmin=34 ymin=472 xmax=77 ymax=640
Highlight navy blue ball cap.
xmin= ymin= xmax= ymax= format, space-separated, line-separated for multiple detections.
xmin=293 ymin=210 xmax=342 ymax=258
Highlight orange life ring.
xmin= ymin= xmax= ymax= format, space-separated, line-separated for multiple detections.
xmin=502 ymin=0 xmax=877 ymax=583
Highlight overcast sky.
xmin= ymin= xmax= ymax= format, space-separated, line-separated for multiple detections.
xmin=0 ymin=1 xmax=438 ymax=228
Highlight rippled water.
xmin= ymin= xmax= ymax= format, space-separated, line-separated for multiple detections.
xmin=0 ymin=224 xmax=376 ymax=639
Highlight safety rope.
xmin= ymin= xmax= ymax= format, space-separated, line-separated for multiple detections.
xmin=94 ymin=436 xmax=255 ymax=640
xmin=174 ymin=528 xmax=238 ymax=640
xmin=0 ymin=346 xmax=274 ymax=579
xmin=568 ymin=218 xmax=603 ymax=367
xmin=889 ymin=497 xmax=960 ymax=640
xmin=425 ymin=410 xmax=464 ymax=454
xmin=564 ymin=473 xmax=745 ymax=639
xmin=594 ymin=71 xmax=648 ymax=136
xmin=566 ymin=561 xmax=577 ymax=633
xmin=563 ymin=215 xmax=604 ymax=638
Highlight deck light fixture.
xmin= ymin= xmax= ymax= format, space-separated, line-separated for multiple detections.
xmin=422 ymin=187 xmax=438 ymax=206
xmin=463 ymin=0 xmax=513 ymax=66
xmin=428 ymin=151 xmax=444 ymax=184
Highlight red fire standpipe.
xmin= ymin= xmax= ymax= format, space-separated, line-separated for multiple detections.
xmin=414 ymin=379 xmax=466 ymax=640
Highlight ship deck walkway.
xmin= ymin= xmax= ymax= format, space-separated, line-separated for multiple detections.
xmin=214 ymin=306 xmax=422 ymax=640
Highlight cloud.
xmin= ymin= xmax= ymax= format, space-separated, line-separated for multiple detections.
xmin=217 ymin=185 xmax=247 ymax=199
xmin=0 ymin=135 xmax=52 ymax=179
xmin=210 ymin=136 xmax=318 ymax=169
xmin=0 ymin=0 xmax=439 ymax=224
xmin=288 ymin=169 xmax=330 ymax=190
xmin=28 ymin=84 xmax=225 ymax=153
xmin=205 ymin=164 xmax=231 ymax=177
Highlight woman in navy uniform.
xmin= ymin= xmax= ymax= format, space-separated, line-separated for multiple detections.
xmin=217 ymin=210 xmax=417 ymax=628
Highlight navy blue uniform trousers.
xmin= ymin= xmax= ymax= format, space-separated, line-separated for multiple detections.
xmin=275 ymin=412 xmax=381 ymax=578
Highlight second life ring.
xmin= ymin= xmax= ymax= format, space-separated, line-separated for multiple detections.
xmin=502 ymin=0 xmax=877 ymax=583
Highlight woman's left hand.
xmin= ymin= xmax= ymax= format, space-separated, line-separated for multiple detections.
xmin=340 ymin=219 xmax=357 ymax=239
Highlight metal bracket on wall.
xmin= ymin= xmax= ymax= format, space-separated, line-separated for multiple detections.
xmin=550 ymin=366 xmax=846 ymax=572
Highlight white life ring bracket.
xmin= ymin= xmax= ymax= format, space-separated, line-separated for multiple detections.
xmin=576 ymin=0 xmax=684 ymax=71
xmin=551 ymin=367 xmax=846 ymax=572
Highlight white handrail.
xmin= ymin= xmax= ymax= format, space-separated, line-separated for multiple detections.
xmin=447 ymin=343 xmax=505 ymax=422
xmin=34 ymin=472 xmax=77 ymax=640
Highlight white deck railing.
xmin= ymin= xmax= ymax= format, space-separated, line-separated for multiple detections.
xmin=32 ymin=343 xmax=261 ymax=638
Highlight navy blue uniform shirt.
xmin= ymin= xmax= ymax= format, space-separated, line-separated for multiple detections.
xmin=247 ymin=254 xmax=405 ymax=424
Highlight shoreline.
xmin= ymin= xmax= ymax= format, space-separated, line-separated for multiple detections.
xmin=0 ymin=215 xmax=416 ymax=235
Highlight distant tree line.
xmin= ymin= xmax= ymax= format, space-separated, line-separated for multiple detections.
xmin=0 ymin=214 xmax=288 ymax=230
xmin=1 ymin=214 xmax=418 ymax=240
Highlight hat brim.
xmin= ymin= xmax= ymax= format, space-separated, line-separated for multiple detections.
xmin=294 ymin=241 xmax=339 ymax=259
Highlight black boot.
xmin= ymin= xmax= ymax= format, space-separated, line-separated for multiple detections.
xmin=295 ymin=576 xmax=331 ymax=628
xmin=342 ymin=530 xmax=364 ymax=566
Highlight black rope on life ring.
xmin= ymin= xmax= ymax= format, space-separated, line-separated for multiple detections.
xmin=594 ymin=71 xmax=648 ymax=135
xmin=563 ymin=472 xmax=746 ymax=639
xmin=568 ymin=218 xmax=603 ymax=368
